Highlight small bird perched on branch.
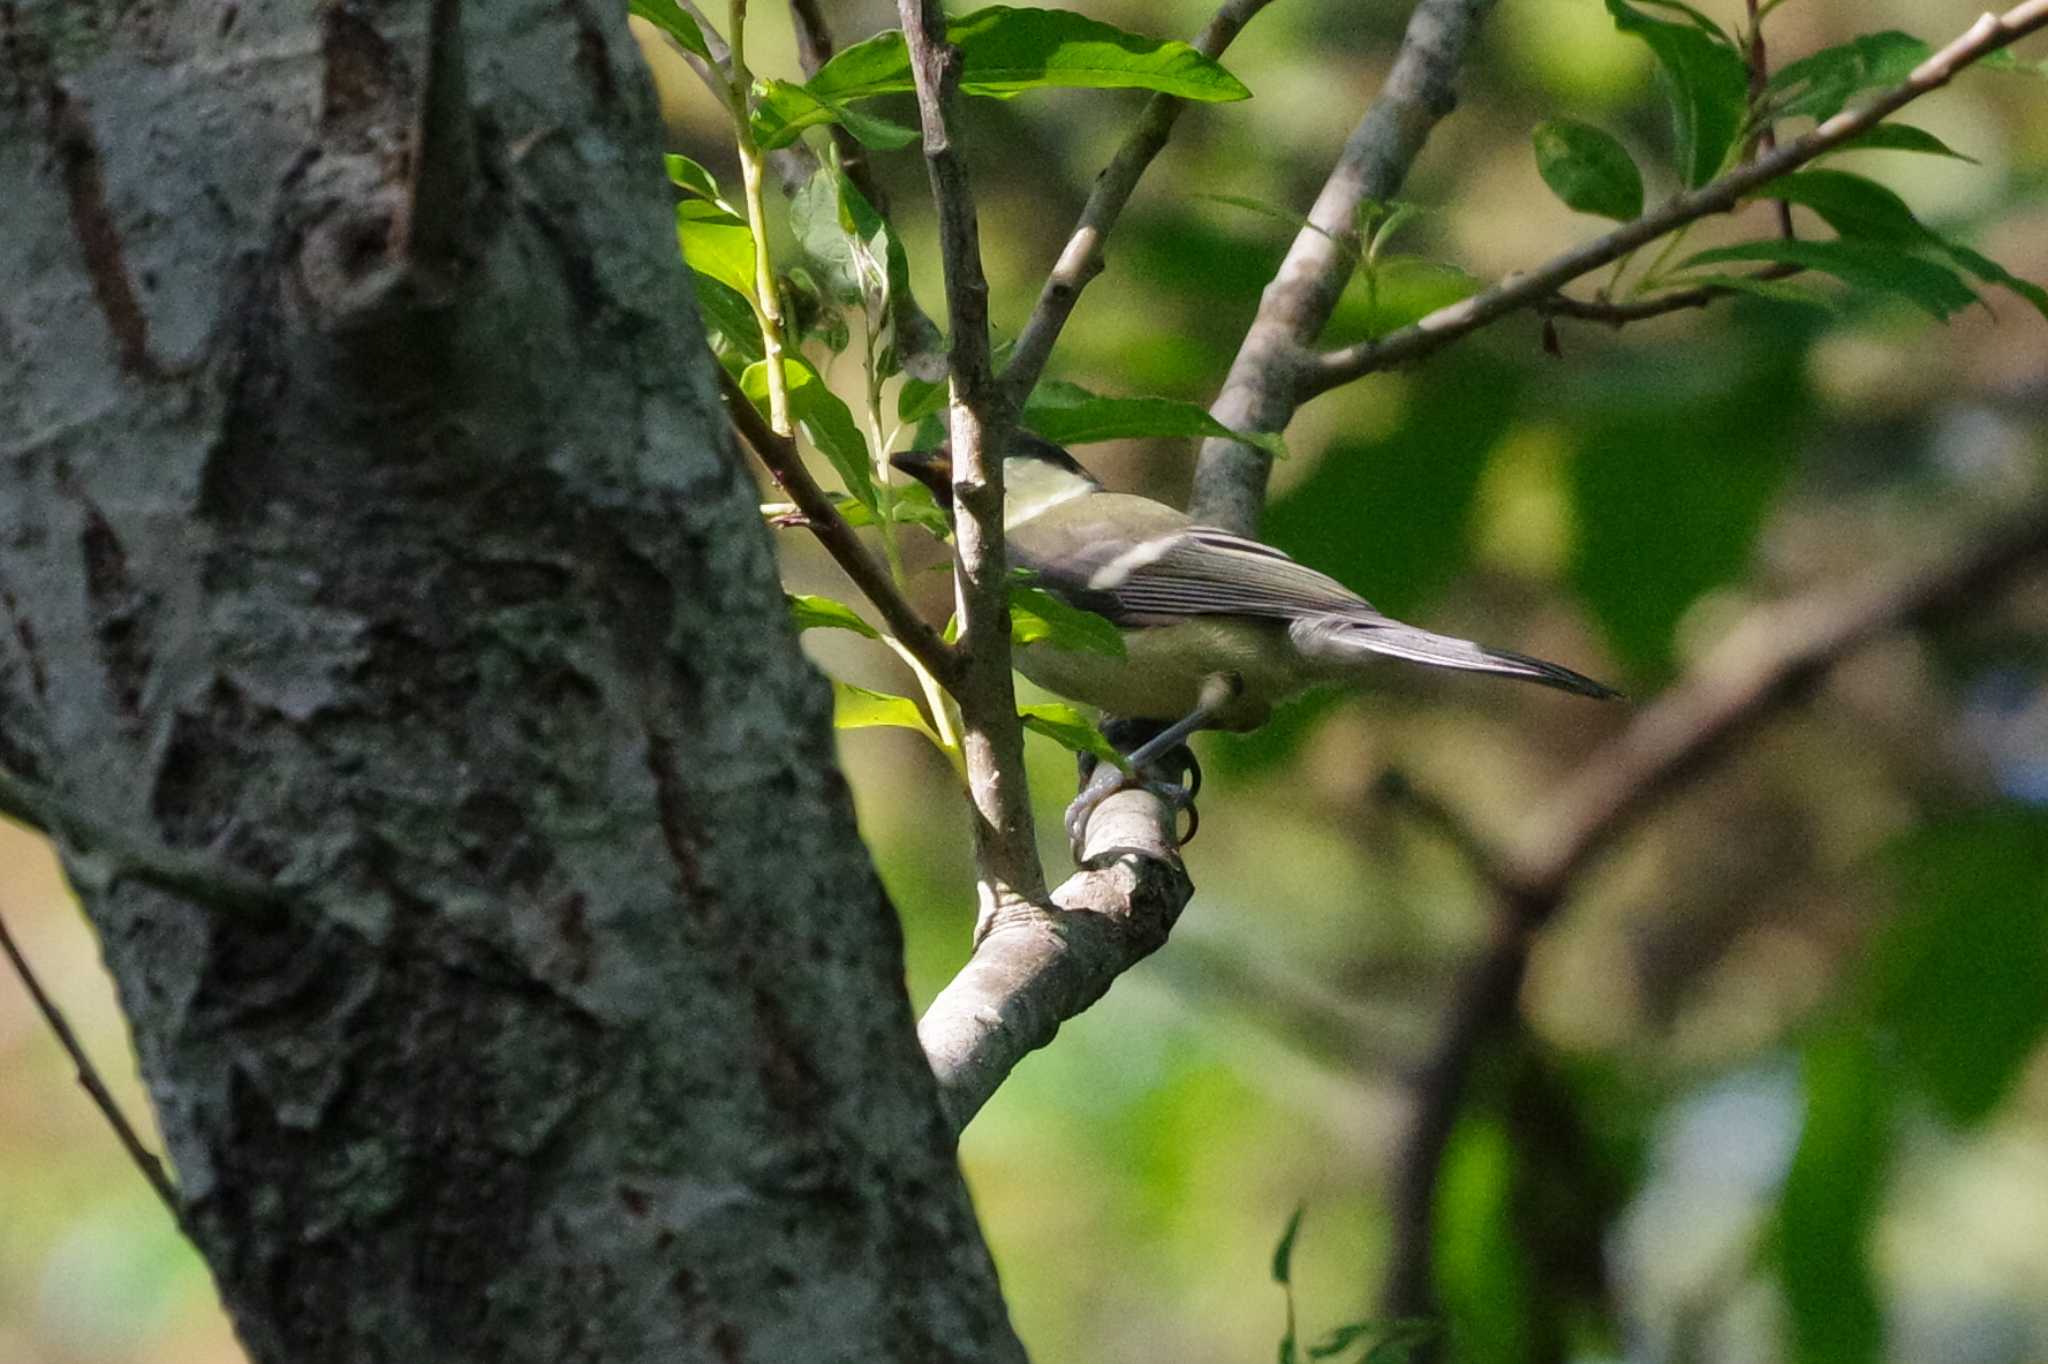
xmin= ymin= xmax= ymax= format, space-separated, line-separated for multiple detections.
xmin=893 ymin=434 xmax=1619 ymax=856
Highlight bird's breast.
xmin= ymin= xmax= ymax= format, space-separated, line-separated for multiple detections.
xmin=1013 ymin=617 xmax=1301 ymax=729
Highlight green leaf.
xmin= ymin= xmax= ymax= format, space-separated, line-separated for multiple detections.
xmin=787 ymin=593 xmax=880 ymax=639
xmin=739 ymin=357 xmax=876 ymax=508
xmin=1018 ymin=703 xmax=1128 ymax=772
xmin=1630 ymin=0 xmax=1730 ymax=43
xmin=1830 ymin=122 xmax=1978 ymax=162
xmin=1310 ymin=1319 xmax=1438 ymax=1362
xmin=1434 ymin=1115 xmax=1535 ymax=1364
xmin=1010 ymin=581 xmax=1125 ymax=658
xmin=1779 ymin=1030 xmax=1891 ymax=1364
xmin=1681 ymin=238 xmax=1978 ymax=319
xmin=1271 ymin=1204 xmax=1306 ymax=1285
xmin=1203 ymin=194 xmax=1360 ymax=264
xmin=1769 ymin=31 xmax=1928 ymax=122
xmin=675 ymin=199 xmax=757 ymax=300
xmin=1337 ymin=255 xmax=1484 ymax=339
xmin=803 ymin=5 xmax=1252 ymax=108
xmin=790 ymin=167 xmax=884 ymax=309
xmin=664 ymin=153 xmax=731 ymax=208
xmin=1678 ymin=273 xmax=1841 ymax=310
xmin=1532 ymin=118 xmax=1645 ymax=220
xmin=693 ymin=273 xmax=765 ymax=364
xmin=897 ymin=374 xmax=950 ymax=425
xmin=1605 ymin=0 xmax=1749 ymax=186
xmin=887 ymin=480 xmax=954 ymax=537
xmin=629 ymin=0 xmax=713 ymax=62
xmin=1023 ymin=379 xmax=1287 ymax=458
xmin=1869 ymin=808 xmax=2048 ymax=1126
xmin=832 ymin=681 xmax=943 ymax=747
xmin=1756 ymin=169 xmax=1927 ymax=245
xmin=752 ymin=78 xmax=920 ymax=152
xmin=1941 ymin=240 xmax=2048 ymax=321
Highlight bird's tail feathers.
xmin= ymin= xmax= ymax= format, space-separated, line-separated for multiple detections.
xmin=1290 ymin=615 xmax=1622 ymax=700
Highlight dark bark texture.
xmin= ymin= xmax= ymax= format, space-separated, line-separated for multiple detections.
xmin=0 ymin=2 xmax=1022 ymax=1360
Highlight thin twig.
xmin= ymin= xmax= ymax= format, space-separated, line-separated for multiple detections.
xmin=1536 ymin=263 xmax=1803 ymax=325
xmin=0 ymin=902 xmax=183 ymax=1218
xmin=1380 ymin=501 xmax=2048 ymax=1323
xmin=1192 ymin=0 xmax=1502 ymax=533
xmin=999 ymin=0 xmax=1278 ymax=407
xmin=721 ymin=371 xmax=960 ymax=688
xmin=896 ymin=0 xmax=1045 ymax=918
xmin=1744 ymin=0 xmax=1798 ymax=242
xmin=0 ymin=764 xmax=284 ymax=915
xmin=1314 ymin=0 xmax=2048 ymax=396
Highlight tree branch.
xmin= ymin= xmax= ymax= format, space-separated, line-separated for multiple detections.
xmin=999 ymin=0 xmax=1278 ymax=407
xmin=0 ymin=900 xmax=183 ymax=1220
xmin=1380 ymin=499 xmax=2048 ymax=1322
xmin=401 ymin=0 xmax=472 ymax=278
xmin=919 ymin=787 xmax=1192 ymax=1133
xmin=897 ymin=0 xmax=1045 ymax=917
xmin=1189 ymin=0 xmax=1501 ymax=533
xmin=1315 ymin=0 xmax=2048 ymax=397
xmin=721 ymin=371 xmax=960 ymax=688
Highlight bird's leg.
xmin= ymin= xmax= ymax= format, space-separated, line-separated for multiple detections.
xmin=1066 ymin=673 xmax=1239 ymax=863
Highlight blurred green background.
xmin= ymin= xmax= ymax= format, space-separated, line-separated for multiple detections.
xmin=5 ymin=1 xmax=2047 ymax=1360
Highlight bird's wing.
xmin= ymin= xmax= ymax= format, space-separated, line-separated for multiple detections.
xmin=1008 ymin=494 xmax=1380 ymax=624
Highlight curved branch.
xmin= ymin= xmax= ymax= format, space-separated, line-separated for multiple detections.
xmin=999 ymin=0 xmax=1278 ymax=407
xmin=722 ymin=372 xmax=960 ymax=689
xmin=1381 ymin=499 xmax=2048 ymax=1320
xmin=1314 ymin=0 xmax=2048 ymax=397
xmin=1192 ymin=0 xmax=1501 ymax=533
xmin=918 ymin=787 xmax=1192 ymax=1133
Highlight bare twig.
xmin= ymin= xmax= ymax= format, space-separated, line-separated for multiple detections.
xmin=999 ymin=0 xmax=1278 ymax=407
xmin=721 ymin=371 xmax=960 ymax=687
xmin=919 ymin=787 xmax=1192 ymax=1133
xmin=1192 ymin=0 xmax=1501 ymax=534
xmin=0 ymin=902 xmax=183 ymax=1219
xmin=1380 ymin=501 xmax=2048 ymax=1322
xmin=896 ymin=0 xmax=1045 ymax=918
xmin=0 ymin=764 xmax=284 ymax=916
xmin=1315 ymin=0 xmax=2048 ymax=396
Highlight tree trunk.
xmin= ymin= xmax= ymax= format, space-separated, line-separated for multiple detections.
xmin=0 ymin=2 xmax=1023 ymax=1359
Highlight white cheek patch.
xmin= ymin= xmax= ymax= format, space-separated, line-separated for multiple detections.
xmin=1087 ymin=536 xmax=1176 ymax=590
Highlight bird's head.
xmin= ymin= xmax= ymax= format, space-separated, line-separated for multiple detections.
xmin=891 ymin=432 xmax=1101 ymax=523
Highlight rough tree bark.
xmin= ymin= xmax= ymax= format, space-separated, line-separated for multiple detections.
xmin=0 ymin=2 xmax=1023 ymax=1360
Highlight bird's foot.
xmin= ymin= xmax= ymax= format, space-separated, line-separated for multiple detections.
xmin=1067 ymin=724 xmax=1203 ymax=863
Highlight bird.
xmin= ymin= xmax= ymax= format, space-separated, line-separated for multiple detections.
xmin=891 ymin=433 xmax=1619 ymax=856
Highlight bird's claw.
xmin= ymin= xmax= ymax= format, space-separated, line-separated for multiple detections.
xmin=1065 ymin=741 xmax=1203 ymax=863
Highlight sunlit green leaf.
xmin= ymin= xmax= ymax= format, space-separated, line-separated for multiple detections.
xmin=1019 ymin=703 xmax=1128 ymax=772
xmin=1682 ymin=239 xmax=1978 ymax=319
xmin=629 ymin=0 xmax=714 ymax=61
xmin=1336 ymin=255 xmax=1484 ymax=339
xmin=675 ymin=199 xmax=757 ymax=300
xmin=1769 ymin=31 xmax=1927 ymax=122
xmin=898 ymin=375 xmax=950 ymax=425
xmin=1532 ymin=118 xmax=1644 ymax=220
xmin=1023 ymin=379 xmax=1287 ymax=458
xmin=801 ymin=6 xmax=1253 ymax=109
xmin=752 ymin=78 xmax=920 ymax=151
xmin=788 ymin=593 xmax=880 ymax=639
xmin=1011 ymin=581 xmax=1125 ymax=657
xmin=693 ymin=273 xmax=765 ymax=364
xmin=1869 ymin=807 xmax=2048 ymax=1126
xmin=1630 ymin=0 xmax=1731 ymax=43
xmin=1779 ymin=1030 xmax=1890 ymax=1364
xmin=1605 ymin=0 xmax=1748 ymax=186
xmin=832 ymin=681 xmax=943 ymax=747
xmin=664 ymin=153 xmax=731 ymax=208
xmin=740 ymin=357 xmax=876 ymax=507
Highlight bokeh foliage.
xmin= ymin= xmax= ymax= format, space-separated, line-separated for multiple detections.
xmin=4 ymin=2 xmax=2048 ymax=1361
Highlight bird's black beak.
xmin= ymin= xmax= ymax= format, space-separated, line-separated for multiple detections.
xmin=890 ymin=446 xmax=955 ymax=507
